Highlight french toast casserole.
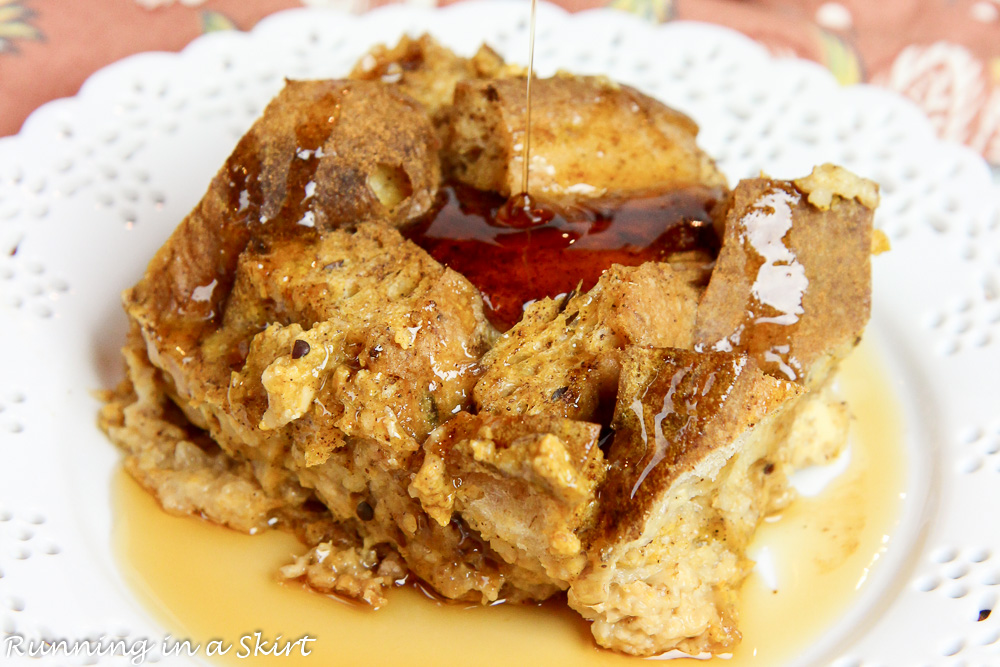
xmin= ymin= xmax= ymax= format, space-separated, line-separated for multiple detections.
xmin=99 ymin=35 xmax=882 ymax=657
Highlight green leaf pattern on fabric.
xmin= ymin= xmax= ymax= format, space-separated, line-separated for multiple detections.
xmin=818 ymin=28 xmax=863 ymax=86
xmin=201 ymin=10 xmax=237 ymax=33
xmin=0 ymin=0 xmax=44 ymax=54
xmin=607 ymin=0 xmax=675 ymax=24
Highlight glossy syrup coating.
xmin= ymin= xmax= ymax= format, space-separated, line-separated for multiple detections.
xmin=596 ymin=347 xmax=798 ymax=540
xmin=125 ymin=79 xmax=442 ymax=410
xmin=105 ymin=33 xmax=883 ymax=661
xmin=406 ymin=183 xmax=722 ymax=330
xmin=693 ymin=174 xmax=876 ymax=388
xmin=567 ymin=346 xmax=802 ymax=657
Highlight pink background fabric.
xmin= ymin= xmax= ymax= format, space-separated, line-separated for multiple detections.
xmin=2 ymin=0 xmax=999 ymax=164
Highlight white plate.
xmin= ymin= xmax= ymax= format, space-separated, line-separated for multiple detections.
xmin=1 ymin=2 xmax=998 ymax=665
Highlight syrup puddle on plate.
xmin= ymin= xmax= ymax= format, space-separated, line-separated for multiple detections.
xmin=113 ymin=336 xmax=904 ymax=666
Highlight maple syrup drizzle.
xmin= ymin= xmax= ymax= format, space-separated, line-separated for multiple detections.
xmin=405 ymin=184 xmax=722 ymax=330
xmin=113 ymin=339 xmax=906 ymax=667
xmin=522 ymin=0 xmax=537 ymax=194
xmin=113 ymin=16 xmax=908 ymax=658
xmin=168 ymin=85 xmax=343 ymax=329
xmin=226 ymin=84 xmax=342 ymax=238
xmin=407 ymin=0 xmax=720 ymax=331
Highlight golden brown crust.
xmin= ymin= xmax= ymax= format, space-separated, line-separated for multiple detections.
xmin=793 ymin=163 xmax=880 ymax=210
xmin=124 ymin=80 xmax=442 ymax=411
xmin=222 ymin=223 xmax=492 ymax=459
xmin=447 ymin=76 xmax=728 ymax=197
xmin=693 ymin=176 xmax=875 ymax=388
xmin=103 ymin=35 xmax=879 ymax=661
xmin=350 ymin=34 xmax=506 ymax=134
xmin=594 ymin=347 xmax=801 ymax=545
xmin=568 ymin=347 xmax=803 ymax=656
xmin=474 ymin=262 xmax=705 ymax=423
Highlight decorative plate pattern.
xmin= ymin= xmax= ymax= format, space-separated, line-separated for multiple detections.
xmin=0 ymin=2 xmax=998 ymax=665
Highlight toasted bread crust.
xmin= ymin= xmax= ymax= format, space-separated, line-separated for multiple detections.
xmin=448 ymin=76 xmax=727 ymax=197
xmin=102 ymin=35 xmax=878 ymax=659
xmin=693 ymin=176 xmax=876 ymax=387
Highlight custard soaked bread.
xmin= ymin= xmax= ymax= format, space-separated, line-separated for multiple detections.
xmin=100 ymin=35 xmax=880 ymax=657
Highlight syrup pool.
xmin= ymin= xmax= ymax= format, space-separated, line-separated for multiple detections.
xmin=405 ymin=184 xmax=721 ymax=330
xmin=113 ymin=337 xmax=905 ymax=666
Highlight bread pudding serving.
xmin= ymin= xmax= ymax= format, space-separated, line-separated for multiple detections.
xmin=99 ymin=35 xmax=881 ymax=658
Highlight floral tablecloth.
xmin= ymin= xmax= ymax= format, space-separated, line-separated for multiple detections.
xmin=2 ymin=0 xmax=999 ymax=167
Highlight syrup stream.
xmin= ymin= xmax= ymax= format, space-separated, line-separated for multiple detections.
xmin=521 ymin=0 xmax=536 ymax=194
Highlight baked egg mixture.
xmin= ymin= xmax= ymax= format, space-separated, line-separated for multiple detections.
xmin=100 ymin=35 xmax=898 ymax=660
